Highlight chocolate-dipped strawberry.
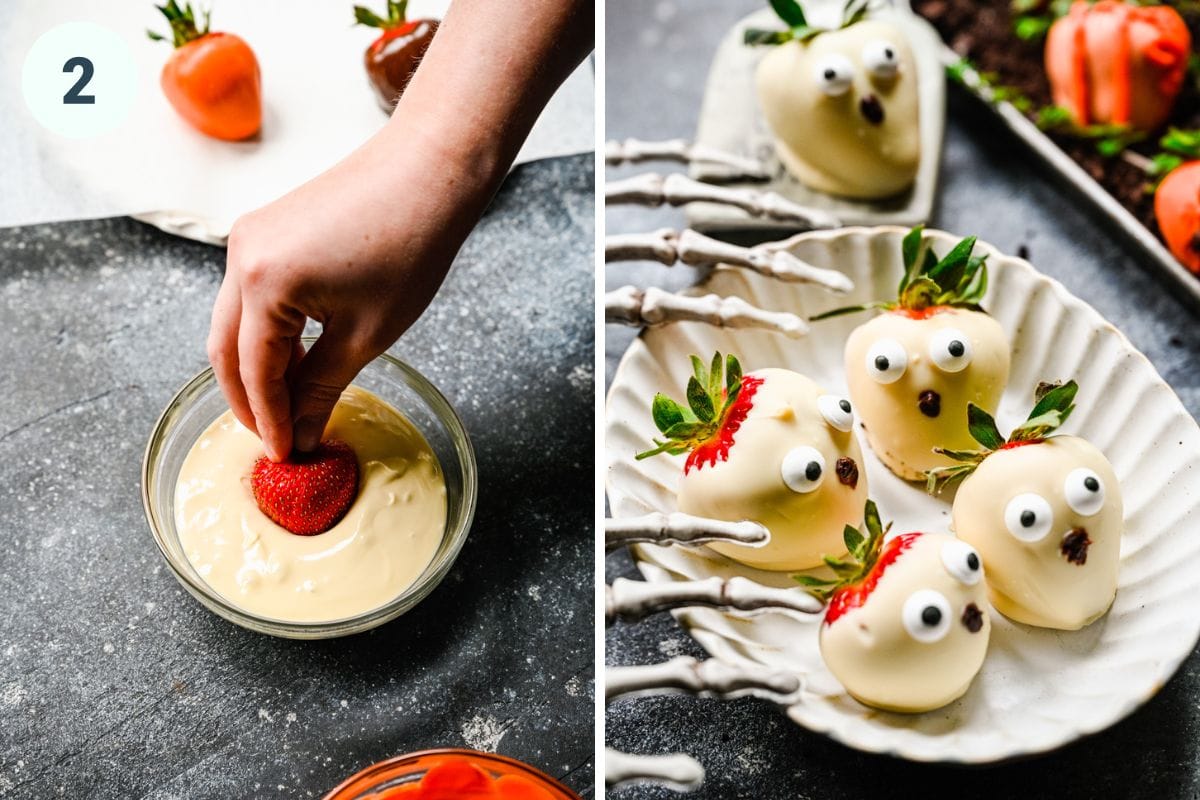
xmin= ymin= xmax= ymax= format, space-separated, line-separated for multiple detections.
xmin=638 ymin=353 xmax=868 ymax=571
xmin=745 ymin=0 xmax=919 ymax=199
xmin=1046 ymin=1 xmax=1189 ymax=134
xmin=814 ymin=227 xmax=1010 ymax=481
xmin=927 ymin=381 xmax=1122 ymax=630
xmin=355 ymin=1 xmax=439 ymax=113
xmin=800 ymin=500 xmax=990 ymax=713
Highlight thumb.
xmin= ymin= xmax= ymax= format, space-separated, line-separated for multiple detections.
xmin=288 ymin=332 xmax=371 ymax=453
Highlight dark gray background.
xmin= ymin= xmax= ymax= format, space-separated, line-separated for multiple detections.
xmin=604 ymin=1 xmax=1200 ymax=798
xmin=0 ymin=154 xmax=595 ymax=798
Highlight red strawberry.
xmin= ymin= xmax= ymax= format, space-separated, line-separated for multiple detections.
xmin=250 ymin=440 xmax=359 ymax=536
xmin=796 ymin=500 xmax=919 ymax=624
xmin=824 ymin=533 xmax=918 ymax=624
xmin=637 ymin=352 xmax=762 ymax=473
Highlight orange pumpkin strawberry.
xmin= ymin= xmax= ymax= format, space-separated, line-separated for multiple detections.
xmin=1155 ymin=160 xmax=1200 ymax=273
xmin=1045 ymin=0 xmax=1189 ymax=133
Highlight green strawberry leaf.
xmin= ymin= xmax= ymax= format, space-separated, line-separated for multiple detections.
xmin=725 ymin=354 xmax=743 ymax=392
xmin=687 ymin=377 xmax=714 ymax=423
xmin=651 ymin=393 xmax=686 ymax=433
xmin=843 ymin=524 xmax=864 ymax=560
xmin=1028 ymin=380 xmax=1078 ymax=421
xmin=967 ymin=403 xmax=1006 ymax=450
xmin=743 ymin=27 xmax=793 ymax=45
xmin=769 ymin=0 xmax=807 ymax=28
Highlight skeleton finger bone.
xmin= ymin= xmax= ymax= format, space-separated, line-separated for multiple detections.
xmin=605 ymin=173 xmax=841 ymax=229
xmin=606 ymin=576 xmax=824 ymax=625
xmin=604 ymin=229 xmax=853 ymax=293
xmin=606 ymin=656 xmax=800 ymax=702
xmin=604 ymin=749 xmax=705 ymax=793
xmin=604 ymin=286 xmax=809 ymax=337
xmin=604 ymin=512 xmax=770 ymax=550
xmin=604 ymin=137 xmax=771 ymax=181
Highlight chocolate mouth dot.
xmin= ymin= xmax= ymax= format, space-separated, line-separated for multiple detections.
xmin=918 ymin=389 xmax=941 ymax=418
xmin=961 ymin=603 xmax=983 ymax=633
xmin=860 ymin=94 xmax=884 ymax=125
xmin=835 ymin=456 xmax=859 ymax=489
xmin=1061 ymin=528 xmax=1091 ymax=565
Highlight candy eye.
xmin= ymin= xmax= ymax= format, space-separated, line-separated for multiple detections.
xmin=941 ymin=539 xmax=983 ymax=586
xmin=862 ymin=40 xmax=901 ymax=78
xmin=818 ymin=394 xmax=854 ymax=432
xmin=929 ymin=328 xmax=973 ymax=373
xmin=1004 ymin=493 xmax=1054 ymax=542
xmin=813 ymin=54 xmax=855 ymax=97
xmin=866 ymin=339 xmax=907 ymax=384
xmin=902 ymin=589 xmax=952 ymax=643
xmin=781 ymin=446 xmax=826 ymax=493
xmin=1064 ymin=468 xmax=1105 ymax=516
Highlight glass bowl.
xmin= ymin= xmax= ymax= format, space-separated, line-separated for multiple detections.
xmin=322 ymin=749 xmax=581 ymax=799
xmin=141 ymin=344 xmax=477 ymax=639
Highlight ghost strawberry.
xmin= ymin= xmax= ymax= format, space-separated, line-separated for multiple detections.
xmin=355 ymin=1 xmax=440 ymax=113
xmin=800 ymin=500 xmax=990 ymax=713
xmin=814 ymin=226 xmax=1010 ymax=481
xmin=251 ymin=440 xmax=360 ymax=535
xmin=638 ymin=352 xmax=867 ymax=570
xmin=746 ymin=0 xmax=919 ymax=198
xmin=927 ymin=381 xmax=1123 ymax=630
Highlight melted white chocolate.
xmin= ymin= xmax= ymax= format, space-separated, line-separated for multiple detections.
xmin=819 ymin=533 xmax=990 ymax=713
xmin=175 ymin=386 xmax=447 ymax=623
xmin=755 ymin=19 xmax=920 ymax=199
xmin=676 ymin=369 xmax=868 ymax=570
xmin=844 ymin=308 xmax=1010 ymax=480
xmin=952 ymin=436 xmax=1122 ymax=630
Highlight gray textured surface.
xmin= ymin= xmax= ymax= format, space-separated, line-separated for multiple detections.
xmin=604 ymin=1 xmax=1200 ymax=797
xmin=0 ymin=155 xmax=594 ymax=798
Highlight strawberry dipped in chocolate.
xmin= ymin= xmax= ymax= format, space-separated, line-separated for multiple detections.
xmin=355 ymin=0 xmax=439 ymax=112
xmin=814 ymin=226 xmax=1010 ymax=481
xmin=928 ymin=381 xmax=1123 ymax=630
xmin=638 ymin=352 xmax=868 ymax=571
xmin=801 ymin=500 xmax=990 ymax=713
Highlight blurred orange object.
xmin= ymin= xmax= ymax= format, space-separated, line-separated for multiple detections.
xmin=150 ymin=1 xmax=262 ymax=141
xmin=1155 ymin=161 xmax=1200 ymax=273
xmin=1045 ymin=0 xmax=1189 ymax=132
xmin=323 ymin=749 xmax=579 ymax=800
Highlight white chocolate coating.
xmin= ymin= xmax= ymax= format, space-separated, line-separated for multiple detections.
xmin=845 ymin=308 xmax=1010 ymax=480
xmin=755 ymin=20 xmax=920 ymax=199
xmin=175 ymin=386 xmax=447 ymax=623
xmin=820 ymin=533 xmax=991 ymax=713
xmin=676 ymin=369 xmax=868 ymax=570
xmin=952 ymin=436 xmax=1122 ymax=630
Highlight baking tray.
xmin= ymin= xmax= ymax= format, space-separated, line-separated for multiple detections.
xmin=909 ymin=10 xmax=1200 ymax=314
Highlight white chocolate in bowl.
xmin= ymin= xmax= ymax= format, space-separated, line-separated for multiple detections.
xmin=676 ymin=369 xmax=868 ymax=570
xmin=952 ymin=436 xmax=1122 ymax=630
xmin=819 ymin=532 xmax=990 ymax=713
xmin=844 ymin=308 xmax=1010 ymax=480
xmin=174 ymin=386 xmax=447 ymax=623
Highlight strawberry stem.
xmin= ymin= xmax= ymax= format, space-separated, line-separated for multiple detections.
xmin=147 ymin=1 xmax=211 ymax=48
xmin=353 ymin=0 xmax=409 ymax=29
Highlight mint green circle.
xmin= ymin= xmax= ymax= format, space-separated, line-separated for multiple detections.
xmin=21 ymin=21 xmax=139 ymax=139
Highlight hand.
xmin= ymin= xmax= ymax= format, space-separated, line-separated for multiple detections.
xmin=207 ymin=0 xmax=592 ymax=461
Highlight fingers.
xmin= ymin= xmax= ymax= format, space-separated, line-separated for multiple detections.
xmin=289 ymin=329 xmax=372 ymax=453
xmin=207 ymin=275 xmax=256 ymax=435
xmin=238 ymin=305 xmax=305 ymax=461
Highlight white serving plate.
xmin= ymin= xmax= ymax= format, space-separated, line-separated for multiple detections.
xmin=605 ymin=225 xmax=1200 ymax=763
xmin=686 ymin=4 xmax=945 ymax=233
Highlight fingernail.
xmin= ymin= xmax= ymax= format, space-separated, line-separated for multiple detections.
xmin=294 ymin=418 xmax=324 ymax=452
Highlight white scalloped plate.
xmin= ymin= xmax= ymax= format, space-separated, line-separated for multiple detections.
xmin=605 ymin=226 xmax=1200 ymax=763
